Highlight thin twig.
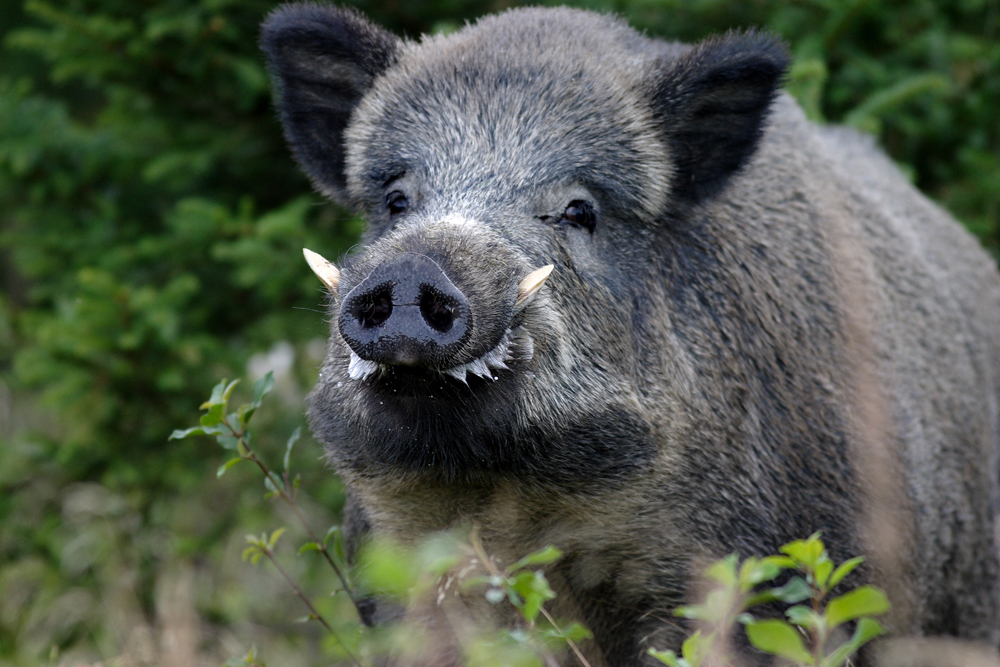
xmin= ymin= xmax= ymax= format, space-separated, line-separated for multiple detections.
xmin=261 ymin=546 xmax=367 ymax=667
xmin=227 ymin=418 xmax=362 ymax=616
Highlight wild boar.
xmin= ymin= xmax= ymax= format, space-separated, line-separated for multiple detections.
xmin=261 ymin=5 xmax=1000 ymax=664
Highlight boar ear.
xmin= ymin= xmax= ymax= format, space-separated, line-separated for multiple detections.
xmin=652 ymin=31 xmax=789 ymax=204
xmin=261 ymin=4 xmax=400 ymax=203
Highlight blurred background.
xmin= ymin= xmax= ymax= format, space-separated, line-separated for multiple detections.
xmin=0 ymin=0 xmax=997 ymax=665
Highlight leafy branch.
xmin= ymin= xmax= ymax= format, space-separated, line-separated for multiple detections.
xmin=650 ymin=533 xmax=889 ymax=667
xmin=243 ymin=529 xmax=365 ymax=667
xmin=170 ymin=373 xmax=367 ymax=664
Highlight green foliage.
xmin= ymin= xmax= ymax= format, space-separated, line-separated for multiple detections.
xmin=0 ymin=0 xmax=996 ymax=663
xmin=176 ymin=377 xmax=881 ymax=667
xmin=174 ymin=375 xmax=591 ymax=667
xmin=649 ymin=533 xmax=889 ymax=667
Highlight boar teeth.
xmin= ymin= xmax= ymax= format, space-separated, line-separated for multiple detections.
xmin=481 ymin=344 xmax=510 ymax=371
xmin=438 ymin=326 xmax=532 ymax=384
xmin=348 ymin=352 xmax=379 ymax=380
xmin=467 ymin=358 xmax=492 ymax=379
xmin=345 ymin=327 xmax=534 ymax=384
xmin=515 ymin=264 xmax=554 ymax=309
xmin=444 ymin=366 xmax=470 ymax=384
xmin=303 ymin=248 xmax=341 ymax=292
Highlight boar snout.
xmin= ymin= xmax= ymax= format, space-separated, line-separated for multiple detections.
xmin=339 ymin=253 xmax=472 ymax=369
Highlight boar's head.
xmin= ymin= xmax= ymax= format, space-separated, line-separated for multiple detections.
xmin=261 ymin=6 xmax=788 ymax=491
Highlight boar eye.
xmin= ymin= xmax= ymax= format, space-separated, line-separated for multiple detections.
xmin=560 ymin=200 xmax=596 ymax=233
xmin=386 ymin=191 xmax=409 ymax=216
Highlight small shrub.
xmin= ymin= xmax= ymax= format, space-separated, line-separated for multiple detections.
xmin=649 ymin=534 xmax=889 ymax=667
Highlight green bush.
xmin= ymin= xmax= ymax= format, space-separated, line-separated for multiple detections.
xmin=0 ymin=0 xmax=996 ymax=664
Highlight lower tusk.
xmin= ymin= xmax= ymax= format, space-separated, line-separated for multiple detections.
xmin=303 ymin=248 xmax=341 ymax=292
xmin=515 ymin=264 xmax=554 ymax=309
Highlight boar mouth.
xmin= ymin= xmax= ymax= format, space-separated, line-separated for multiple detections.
xmin=346 ymin=324 xmax=535 ymax=384
xmin=334 ymin=259 xmax=551 ymax=386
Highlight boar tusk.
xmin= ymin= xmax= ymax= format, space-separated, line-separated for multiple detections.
xmin=303 ymin=248 xmax=341 ymax=292
xmin=515 ymin=264 xmax=554 ymax=309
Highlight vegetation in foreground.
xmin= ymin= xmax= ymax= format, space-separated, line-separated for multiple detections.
xmin=172 ymin=373 xmax=889 ymax=667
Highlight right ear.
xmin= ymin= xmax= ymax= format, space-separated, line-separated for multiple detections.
xmin=261 ymin=4 xmax=400 ymax=204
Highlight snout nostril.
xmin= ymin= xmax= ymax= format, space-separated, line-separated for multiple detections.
xmin=351 ymin=286 xmax=393 ymax=329
xmin=338 ymin=254 xmax=472 ymax=368
xmin=419 ymin=285 xmax=458 ymax=333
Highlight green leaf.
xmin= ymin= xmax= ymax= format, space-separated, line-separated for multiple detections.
xmin=251 ymin=371 xmax=275 ymax=407
xmin=169 ymin=426 xmax=206 ymax=440
xmin=510 ymin=570 xmax=556 ymax=623
xmin=825 ymin=585 xmax=890 ymax=629
xmin=771 ymin=577 xmax=812 ymax=604
xmin=200 ymin=403 xmax=225 ymax=427
xmin=283 ymin=426 xmax=301 ymax=472
xmin=820 ymin=618 xmax=884 ymax=667
xmin=521 ymin=593 xmax=543 ymax=623
xmin=815 ymin=559 xmax=834 ymax=588
xmin=785 ymin=605 xmax=822 ymax=631
xmin=745 ymin=619 xmax=813 ymax=664
xmin=323 ymin=525 xmax=340 ymax=547
xmin=761 ymin=555 xmax=797 ymax=570
xmin=237 ymin=402 xmax=255 ymax=427
xmin=217 ymin=457 xmax=242 ymax=477
xmin=242 ymin=545 xmax=262 ymax=564
xmin=704 ymin=553 xmax=738 ymax=588
xmin=673 ymin=603 xmax=708 ymax=620
xmin=221 ymin=378 xmax=240 ymax=404
xmin=201 ymin=379 xmax=228 ymax=409
xmin=542 ymin=621 xmax=592 ymax=642
xmin=780 ymin=532 xmax=827 ymax=569
xmin=828 ymin=556 xmax=865 ymax=589
xmin=216 ymin=435 xmax=240 ymax=451
xmin=741 ymin=556 xmax=782 ymax=588
xmin=506 ymin=545 xmax=563 ymax=573
xmin=681 ymin=629 xmax=711 ymax=666
xmin=267 ymin=527 xmax=285 ymax=550
xmin=299 ymin=542 xmax=320 ymax=555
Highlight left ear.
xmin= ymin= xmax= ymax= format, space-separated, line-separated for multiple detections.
xmin=652 ymin=31 xmax=789 ymax=204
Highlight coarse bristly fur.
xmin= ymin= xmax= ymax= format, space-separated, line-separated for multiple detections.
xmin=261 ymin=5 xmax=1000 ymax=665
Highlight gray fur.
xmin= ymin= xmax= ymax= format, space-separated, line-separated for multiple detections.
xmin=262 ymin=5 xmax=1000 ymax=664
